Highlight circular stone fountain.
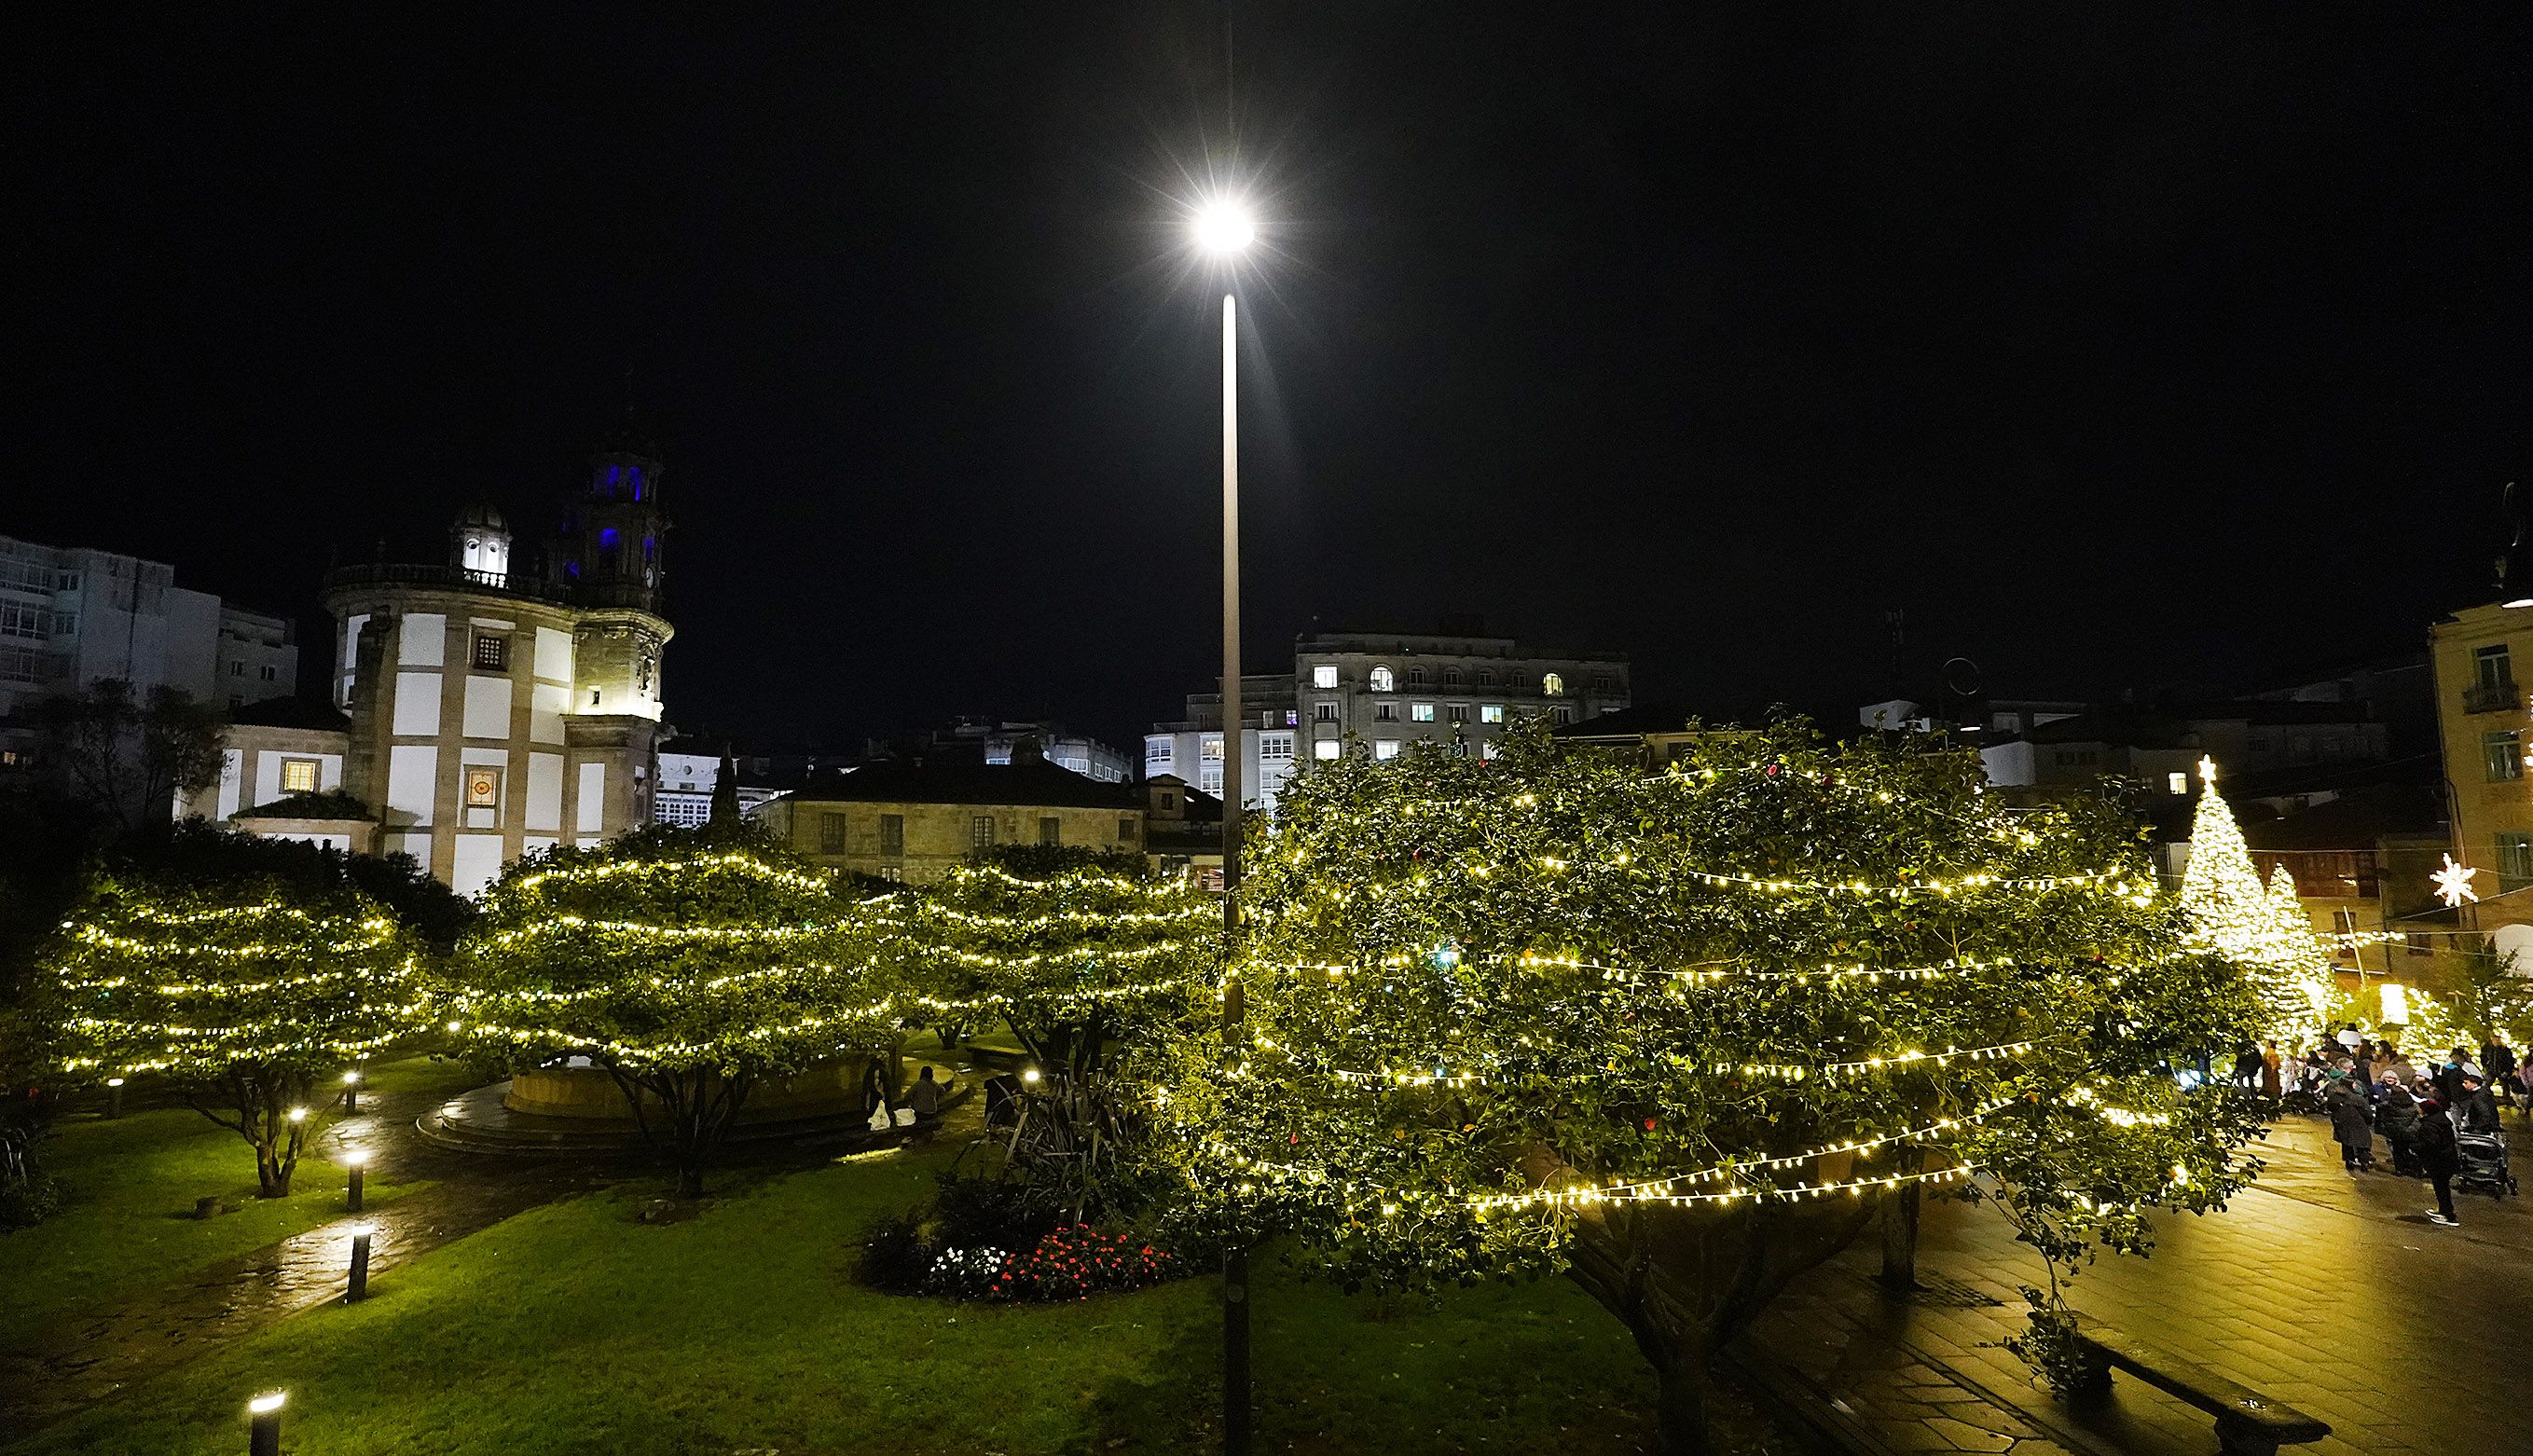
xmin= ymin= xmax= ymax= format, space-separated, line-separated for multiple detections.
xmin=419 ymin=1054 xmax=965 ymax=1156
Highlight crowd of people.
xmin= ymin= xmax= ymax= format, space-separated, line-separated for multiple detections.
xmin=2230 ymin=1028 xmax=2525 ymax=1227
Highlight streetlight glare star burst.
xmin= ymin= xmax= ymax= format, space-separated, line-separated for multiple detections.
xmin=1193 ymin=198 xmax=1257 ymax=254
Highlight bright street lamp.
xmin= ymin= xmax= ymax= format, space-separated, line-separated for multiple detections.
xmin=1194 ymin=199 xmax=1256 ymax=254
xmin=1192 ymin=191 xmax=1255 ymax=1456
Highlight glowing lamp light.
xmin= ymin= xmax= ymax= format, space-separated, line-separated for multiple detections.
xmin=287 ymin=1106 xmax=309 ymax=1124
xmin=2430 ymin=854 xmax=2481 ymax=910
xmin=249 ymin=1393 xmax=287 ymax=1414
xmin=1193 ymin=199 xmax=1256 ymax=254
xmin=342 ymin=1148 xmax=370 ymax=1167
xmin=342 ymin=1071 xmax=363 ymax=1085
xmin=1022 ymin=1067 xmax=1043 ymax=1085
xmin=104 ymin=1077 xmax=124 ymax=1088
xmin=2505 ymin=598 xmax=2533 ymax=609
xmin=2381 ymin=982 xmax=2411 ymax=1024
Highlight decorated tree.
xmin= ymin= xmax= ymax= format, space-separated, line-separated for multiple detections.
xmin=1145 ymin=723 xmax=2260 ymax=1454
xmin=892 ymin=845 xmax=1217 ymax=1217
xmin=449 ymin=824 xmax=897 ymax=1196
xmin=2175 ymin=761 xmax=2326 ymax=1038
xmin=37 ymin=855 xmax=428 ymax=1195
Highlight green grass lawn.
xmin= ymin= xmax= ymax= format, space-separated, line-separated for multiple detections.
xmin=0 ymin=1054 xmax=468 ymax=1345
xmin=6 ymin=1146 xmax=1678 ymax=1456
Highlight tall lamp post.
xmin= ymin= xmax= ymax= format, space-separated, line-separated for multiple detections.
xmin=1193 ymin=195 xmax=1257 ymax=1456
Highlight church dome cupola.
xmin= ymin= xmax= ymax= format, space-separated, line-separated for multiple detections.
xmin=451 ymin=502 xmax=513 ymax=585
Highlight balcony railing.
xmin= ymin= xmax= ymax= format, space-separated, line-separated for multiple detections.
xmin=2463 ymin=680 xmax=2520 ymax=714
xmin=322 ymin=563 xmax=662 ymax=615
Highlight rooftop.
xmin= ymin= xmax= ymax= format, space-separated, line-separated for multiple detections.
xmin=775 ymin=757 xmax=1141 ymax=811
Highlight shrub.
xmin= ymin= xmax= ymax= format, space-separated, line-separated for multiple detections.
xmin=931 ymin=1171 xmax=1056 ymax=1251
xmin=857 ymin=1210 xmax=929 ymax=1294
xmin=0 ymin=1106 xmax=59 ymax=1230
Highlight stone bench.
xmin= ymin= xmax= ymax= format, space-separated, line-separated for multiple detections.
xmin=2072 ymin=1320 xmax=2329 ymax=1456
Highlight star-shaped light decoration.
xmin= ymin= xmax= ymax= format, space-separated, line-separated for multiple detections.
xmin=2430 ymin=854 xmax=2481 ymax=910
xmin=2196 ymin=754 xmax=2218 ymax=788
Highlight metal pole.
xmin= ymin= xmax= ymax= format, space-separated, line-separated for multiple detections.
xmin=1219 ymin=290 xmax=1251 ymax=1456
xmin=347 ymin=1163 xmax=365 ymax=1214
xmin=347 ymin=1229 xmax=372 ymax=1303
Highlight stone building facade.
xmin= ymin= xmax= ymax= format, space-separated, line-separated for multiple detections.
xmin=1145 ymin=630 xmax=1631 ymax=810
xmin=754 ymin=757 xmax=1144 ymax=884
xmin=181 ymin=438 xmax=675 ymax=896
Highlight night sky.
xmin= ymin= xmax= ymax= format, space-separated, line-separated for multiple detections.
xmin=11 ymin=7 xmax=2529 ymax=752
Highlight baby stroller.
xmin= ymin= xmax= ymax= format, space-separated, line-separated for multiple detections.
xmin=2455 ymin=1132 xmax=2518 ymax=1197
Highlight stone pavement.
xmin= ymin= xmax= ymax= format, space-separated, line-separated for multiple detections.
xmin=1742 ymin=1108 xmax=2533 ymax=1456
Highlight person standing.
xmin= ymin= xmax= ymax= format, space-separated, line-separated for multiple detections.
xmin=2377 ymin=1074 xmax=2423 ymax=1176
xmin=2260 ymin=1040 xmax=2283 ymax=1102
xmin=2457 ymin=1073 xmax=2501 ymax=1134
xmin=2416 ymin=1094 xmax=2462 ymax=1227
xmin=2325 ymin=1071 xmax=2375 ymax=1172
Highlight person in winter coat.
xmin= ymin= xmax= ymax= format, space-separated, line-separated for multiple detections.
xmin=2325 ymin=1073 xmax=2375 ymax=1172
xmin=2416 ymin=1095 xmax=2462 ymax=1226
xmin=2457 ymin=1074 xmax=2502 ymax=1134
xmin=2376 ymin=1075 xmax=2424 ymax=1175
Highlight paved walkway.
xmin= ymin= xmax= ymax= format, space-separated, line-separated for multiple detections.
xmin=1742 ymin=1109 xmax=2533 ymax=1456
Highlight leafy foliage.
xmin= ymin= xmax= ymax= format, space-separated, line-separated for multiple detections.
xmin=31 ymin=840 xmax=431 ymax=1195
xmin=1140 ymin=720 xmax=2260 ymax=1450
xmin=448 ymin=822 xmax=898 ymax=1194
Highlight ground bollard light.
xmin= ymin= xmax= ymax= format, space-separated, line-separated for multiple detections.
xmin=347 ymin=1224 xmax=375 ymax=1302
xmin=341 ymin=1070 xmax=363 ymax=1114
xmin=247 ymin=1392 xmax=284 ymax=1456
xmin=104 ymin=1077 xmax=124 ymax=1119
xmin=343 ymin=1149 xmax=368 ymax=1213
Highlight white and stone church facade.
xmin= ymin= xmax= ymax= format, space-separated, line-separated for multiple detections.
xmin=181 ymin=435 xmax=675 ymax=897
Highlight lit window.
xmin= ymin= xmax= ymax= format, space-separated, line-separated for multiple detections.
xmin=1203 ymin=737 xmax=1224 ymax=760
xmin=1370 ymin=666 xmax=1394 ymax=693
xmin=1314 ymin=739 xmax=1341 ymax=761
xmin=1284 ymin=709 xmax=1299 ymax=726
xmin=464 ymin=767 xmax=502 ymax=809
xmin=280 ymin=758 xmax=321 ymax=794
xmin=1411 ymin=703 xmax=1436 ymax=722
xmin=1312 ymin=665 xmax=1338 ymax=689
xmin=1375 ymin=739 xmax=1401 ymax=760
xmin=2485 ymin=731 xmax=2523 ymax=783
xmin=1481 ymin=705 xmax=1504 ymax=723
xmin=474 ymin=635 xmax=508 ymax=671
xmin=1542 ymin=673 xmax=1565 ymax=697
xmin=1480 ymin=741 xmax=1500 ymax=760
xmin=2167 ymin=772 xmax=2188 ymax=795
xmin=971 ymin=816 xmax=997 ymax=847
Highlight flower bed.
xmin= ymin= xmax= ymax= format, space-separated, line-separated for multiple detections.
xmin=916 ymin=1225 xmax=1177 ymax=1302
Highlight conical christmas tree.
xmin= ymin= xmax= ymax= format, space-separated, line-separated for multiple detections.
xmin=2176 ymin=759 xmax=2313 ymax=1040
xmin=2263 ymin=863 xmax=2336 ymax=1037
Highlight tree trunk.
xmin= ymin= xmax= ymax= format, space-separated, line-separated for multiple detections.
xmin=1879 ymin=1144 xmax=1924 ymax=1290
xmin=1551 ymin=1164 xmax=1877 ymax=1456
xmin=1652 ymin=1352 xmax=1713 ymax=1456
